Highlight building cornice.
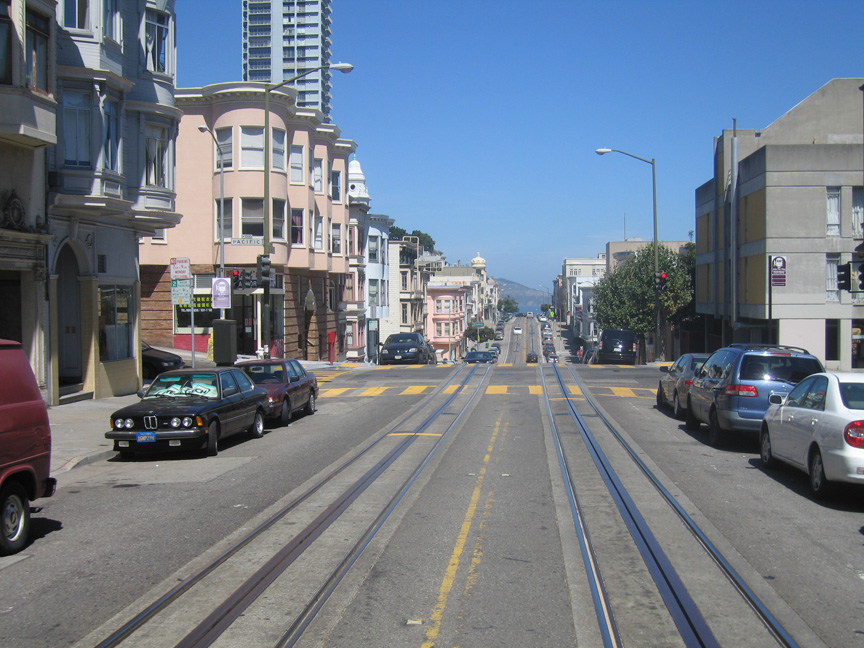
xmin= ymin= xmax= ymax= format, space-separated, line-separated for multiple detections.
xmin=57 ymin=66 xmax=135 ymax=93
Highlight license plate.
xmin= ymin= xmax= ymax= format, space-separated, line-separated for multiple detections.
xmin=614 ymin=344 xmax=623 ymax=351
xmin=394 ymin=355 xmax=402 ymax=359
xmin=136 ymin=432 xmax=156 ymax=443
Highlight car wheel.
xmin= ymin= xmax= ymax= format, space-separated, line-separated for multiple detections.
xmin=206 ymin=421 xmax=219 ymax=456
xmin=305 ymin=393 xmax=316 ymax=416
xmin=656 ymin=382 xmax=666 ymax=409
xmin=279 ymin=400 xmax=292 ymax=427
xmin=142 ymin=364 xmax=155 ymax=380
xmin=707 ymin=409 xmax=723 ymax=447
xmin=249 ymin=411 xmax=264 ymax=439
xmin=685 ymin=399 xmax=700 ymax=431
xmin=759 ymin=427 xmax=775 ymax=468
xmin=808 ymin=449 xmax=833 ymax=499
xmin=672 ymin=392 xmax=684 ymax=420
xmin=0 ymin=482 xmax=30 ymax=556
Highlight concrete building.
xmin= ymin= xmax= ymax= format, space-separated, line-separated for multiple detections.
xmin=242 ymin=0 xmax=336 ymax=119
xmin=142 ymin=81 xmax=353 ymax=362
xmin=46 ymin=0 xmax=180 ymax=403
xmin=695 ymin=78 xmax=864 ymax=369
xmin=0 ymin=0 xmax=56 ymax=400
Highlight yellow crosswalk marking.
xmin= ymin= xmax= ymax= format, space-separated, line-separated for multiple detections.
xmin=529 ymin=385 xmax=543 ymax=395
xmin=360 ymin=386 xmax=391 ymax=396
xmin=319 ymin=387 xmax=353 ymax=397
xmin=485 ymin=385 xmax=508 ymax=395
xmin=568 ymin=385 xmax=583 ymax=396
xmin=401 ymin=385 xmax=430 ymax=395
xmin=608 ymin=386 xmax=640 ymax=398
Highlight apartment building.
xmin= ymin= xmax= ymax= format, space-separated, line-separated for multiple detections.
xmin=695 ymin=78 xmax=864 ymax=369
xmin=142 ymin=81 xmax=353 ymax=362
xmin=242 ymin=0 xmax=336 ymax=118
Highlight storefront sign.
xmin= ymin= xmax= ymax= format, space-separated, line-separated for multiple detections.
xmin=770 ymin=256 xmax=787 ymax=287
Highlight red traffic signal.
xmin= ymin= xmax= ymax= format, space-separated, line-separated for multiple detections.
xmin=232 ymin=269 xmax=241 ymax=288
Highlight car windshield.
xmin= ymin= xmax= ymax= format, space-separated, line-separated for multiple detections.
xmin=739 ymin=355 xmax=823 ymax=383
xmin=839 ymin=382 xmax=864 ymax=410
xmin=145 ymin=374 xmax=219 ymax=399
xmin=385 ymin=335 xmax=418 ymax=344
xmin=243 ymin=365 xmax=285 ymax=384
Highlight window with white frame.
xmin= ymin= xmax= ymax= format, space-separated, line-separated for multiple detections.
xmin=435 ymin=299 xmax=442 ymax=313
xmin=145 ymin=9 xmax=170 ymax=74
xmin=313 ymin=214 xmax=323 ymax=250
xmin=0 ymin=1 xmax=11 ymax=84
xmin=151 ymin=228 xmax=165 ymax=242
xmin=345 ymin=273 xmax=354 ymax=300
xmin=827 ymin=187 xmax=841 ymax=237
xmin=289 ymin=145 xmax=303 ymax=183
xmin=64 ymin=0 xmax=89 ymax=30
xmin=401 ymin=272 xmax=408 ymax=291
xmin=369 ymin=235 xmax=379 ymax=262
xmin=290 ymin=208 xmax=303 ymax=245
xmin=63 ymin=92 xmax=90 ymax=167
xmin=272 ymin=199 xmax=285 ymax=240
xmin=312 ymin=158 xmax=323 ymax=192
xmin=826 ymin=254 xmax=839 ymax=302
xmin=241 ymin=198 xmax=264 ymax=237
xmin=272 ymin=128 xmax=285 ymax=170
xmin=215 ymin=127 xmax=232 ymax=169
xmin=103 ymin=99 xmax=119 ymax=172
xmin=103 ymin=0 xmax=119 ymax=42
xmin=330 ymin=223 xmax=341 ymax=254
xmin=240 ymin=126 xmax=264 ymax=168
xmin=853 ymin=187 xmax=863 ymax=239
xmin=401 ymin=302 xmax=408 ymax=324
xmin=145 ymin=125 xmax=169 ymax=187
xmin=346 ymin=323 xmax=354 ymax=347
xmin=25 ymin=10 xmax=49 ymax=91
xmin=331 ymin=169 xmax=341 ymax=201
xmin=368 ymin=279 xmax=379 ymax=306
xmin=215 ymin=197 xmax=232 ymax=241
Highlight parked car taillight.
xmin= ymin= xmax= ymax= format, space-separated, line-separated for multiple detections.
xmin=724 ymin=384 xmax=758 ymax=397
xmin=843 ymin=421 xmax=864 ymax=448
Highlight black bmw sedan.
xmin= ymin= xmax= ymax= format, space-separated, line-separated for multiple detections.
xmin=106 ymin=368 xmax=268 ymax=458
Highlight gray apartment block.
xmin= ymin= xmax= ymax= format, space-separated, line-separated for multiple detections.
xmin=695 ymin=78 xmax=864 ymax=369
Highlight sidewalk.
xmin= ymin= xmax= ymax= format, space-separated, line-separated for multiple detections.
xmin=48 ymin=347 xmax=346 ymax=477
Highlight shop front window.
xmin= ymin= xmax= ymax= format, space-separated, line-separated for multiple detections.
xmin=99 ymin=285 xmax=134 ymax=361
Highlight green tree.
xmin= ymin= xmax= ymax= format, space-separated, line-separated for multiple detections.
xmin=463 ymin=326 xmax=495 ymax=343
xmin=593 ymin=242 xmax=693 ymax=361
xmin=411 ymin=230 xmax=437 ymax=254
xmin=498 ymin=295 xmax=519 ymax=313
xmin=389 ymin=225 xmax=406 ymax=240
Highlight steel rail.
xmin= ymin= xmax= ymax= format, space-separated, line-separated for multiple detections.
xmin=549 ymin=364 xmax=720 ymax=647
xmin=562 ymin=364 xmax=800 ymax=648
xmin=93 ymin=364 xmax=480 ymax=648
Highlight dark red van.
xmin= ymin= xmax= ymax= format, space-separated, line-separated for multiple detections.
xmin=0 ymin=339 xmax=55 ymax=555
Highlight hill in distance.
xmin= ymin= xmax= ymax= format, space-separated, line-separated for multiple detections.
xmin=493 ymin=278 xmax=547 ymax=313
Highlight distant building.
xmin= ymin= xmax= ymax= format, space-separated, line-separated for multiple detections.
xmin=242 ymin=0 xmax=337 ymax=118
xmin=561 ymin=255 xmax=606 ymax=344
xmin=695 ymin=78 xmax=864 ymax=369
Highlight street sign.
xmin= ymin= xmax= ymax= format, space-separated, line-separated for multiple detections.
xmin=231 ymin=237 xmax=263 ymax=246
xmin=472 ymin=322 xmax=485 ymax=328
xmin=171 ymin=278 xmax=192 ymax=306
xmin=170 ymin=257 xmax=191 ymax=280
xmin=770 ymin=256 xmax=786 ymax=287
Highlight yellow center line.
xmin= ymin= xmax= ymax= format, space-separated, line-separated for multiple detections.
xmin=421 ymin=416 xmax=501 ymax=648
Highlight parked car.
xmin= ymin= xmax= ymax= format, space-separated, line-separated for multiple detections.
xmin=657 ymin=353 xmax=711 ymax=419
xmin=106 ymin=368 xmax=268 ymax=457
xmin=379 ymin=332 xmax=433 ymax=365
xmin=761 ymin=372 xmax=864 ymax=498
xmin=495 ymin=331 xmax=504 ymax=340
xmin=487 ymin=345 xmax=499 ymax=358
xmin=526 ymin=351 xmax=539 ymax=363
xmin=686 ymin=344 xmax=824 ymax=446
xmin=236 ymin=358 xmax=318 ymax=426
xmin=142 ymin=341 xmax=184 ymax=379
xmin=464 ymin=351 xmax=496 ymax=364
xmin=0 ymin=339 xmax=56 ymax=555
xmin=596 ymin=329 xmax=637 ymax=365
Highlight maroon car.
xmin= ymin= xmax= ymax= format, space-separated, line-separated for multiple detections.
xmin=236 ymin=358 xmax=318 ymax=426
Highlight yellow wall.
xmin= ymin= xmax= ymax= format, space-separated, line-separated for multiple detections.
xmin=741 ymin=188 xmax=766 ymax=243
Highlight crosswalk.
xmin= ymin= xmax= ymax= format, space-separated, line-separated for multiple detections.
xmin=319 ymin=384 xmax=657 ymax=399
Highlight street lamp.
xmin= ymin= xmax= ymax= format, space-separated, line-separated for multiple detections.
xmin=198 ymin=124 xmax=226 ymax=318
xmin=261 ymin=62 xmax=353 ymax=358
xmin=595 ymin=147 xmax=661 ymax=361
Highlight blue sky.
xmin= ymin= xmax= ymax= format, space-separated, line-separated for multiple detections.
xmin=178 ymin=1 xmax=864 ymax=293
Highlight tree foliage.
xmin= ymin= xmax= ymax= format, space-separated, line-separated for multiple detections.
xmin=389 ymin=225 xmax=407 ymax=240
xmin=463 ymin=326 xmax=495 ymax=342
xmin=498 ymin=295 xmax=519 ymax=313
xmin=593 ymin=242 xmax=695 ymax=337
xmin=389 ymin=227 xmax=437 ymax=254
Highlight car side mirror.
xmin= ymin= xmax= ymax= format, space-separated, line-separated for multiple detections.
xmin=768 ymin=393 xmax=784 ymax=405
xmin=659 ymin=366 xmax=669 ymax=373
xmin=290 ymin=374 xmax=300 ymax=383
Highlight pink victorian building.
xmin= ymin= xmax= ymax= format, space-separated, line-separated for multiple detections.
xmin=138 ymin=82 xmax=355 ymax=361
xmin=425 ymin=281 xmax=468 ymax=363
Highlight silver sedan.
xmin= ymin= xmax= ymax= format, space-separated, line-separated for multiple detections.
xmin=760 ymin=372 xmax=864 ymax=498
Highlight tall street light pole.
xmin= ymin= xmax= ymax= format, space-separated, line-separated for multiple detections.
xmin=262 ymin=62 xmax=353 ymax=358
xmin=198 ymin=125 xmax=226 ymax=319
xmin=595 ymin=147 xmax=661 ymax=361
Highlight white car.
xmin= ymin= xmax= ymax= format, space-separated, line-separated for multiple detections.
xmin=513 ymin=326 xmax=523 ymax=335
xmin=760 ymin=372 xmax=864 ymax=498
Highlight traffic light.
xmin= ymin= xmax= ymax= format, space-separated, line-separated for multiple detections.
xmin=655 ymin=271 xmax=668 ymax=291
xmin=232 ymin=269 xmax=241 ymax=289
xmin=857 ymin=263 xmax=864 ymax=291
xmin=242 ymin=269 xmax=255 ymax=288
xmin=838 ymin=262 xmax=851 ymax=292
xmin=257 ymin=255 xmax=271 ymax=287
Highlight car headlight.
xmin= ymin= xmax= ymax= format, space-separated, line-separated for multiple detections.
xmin=114 ymin=418 xmax=134 ymax=429
xmin=182 ymin=417 xmax=193 ymax=427
xmin=170 ymin=417 xmax=181 ymax=428
xmin=409 ymin=347 xmax=419 ymax=352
